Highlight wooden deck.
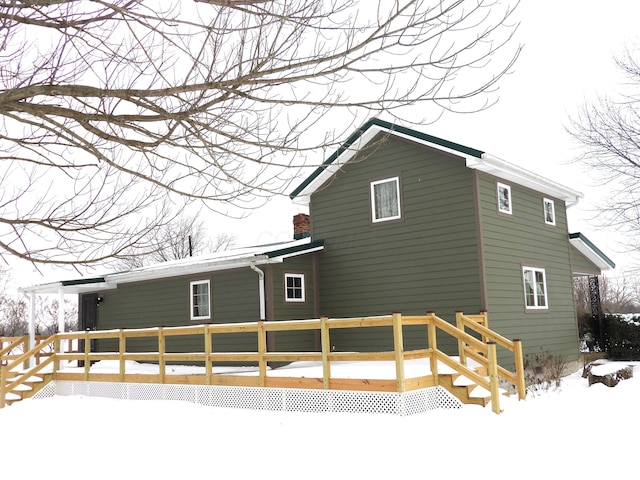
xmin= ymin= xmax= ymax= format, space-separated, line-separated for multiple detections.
xmin=1 ymin=312 xmax=526 ymax=413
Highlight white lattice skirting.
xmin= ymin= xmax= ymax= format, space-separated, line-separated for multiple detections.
xmin=34 ymin=381 xmax=462 ymax=416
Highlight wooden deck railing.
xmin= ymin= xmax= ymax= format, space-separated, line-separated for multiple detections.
xmin=1 ymin=312 xmax=526 ymax=413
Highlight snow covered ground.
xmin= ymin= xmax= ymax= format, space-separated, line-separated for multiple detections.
xmin=2 ymin=361 xmax=638 ymax=479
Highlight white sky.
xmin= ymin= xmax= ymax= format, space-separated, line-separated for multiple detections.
xmin=211 ymin=0 xmax=640 ymax=267
xmin=6 ymin=0 xmax=640 ymax=289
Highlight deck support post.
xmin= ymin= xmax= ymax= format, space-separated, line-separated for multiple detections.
xmin=513 ymin=339 xmax=526 ymax=400
xmin=204 ymin=324 xmax=212 ymax=386
xmin=118 ymin=329 xmax=126 ymax=382
xmin=487 ymin=341 xmax=500 ymax=414
xmin=258 ymin=321 xmax=267 ymax=387
xmin=320 ymin=316 xmax=330 ymax=390
xmin=426 ymin=312 xmax=439 ymax=384
xmin=392 ymin=312 xmax=405 ymax=393
xmin=158 ymin=327 xmax=165 ymax=384
xmin=455 ymin=311 xmax=467 ymax=366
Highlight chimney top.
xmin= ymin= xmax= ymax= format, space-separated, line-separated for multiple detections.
xmin=293 ymin=213 xmax=311 ymax=239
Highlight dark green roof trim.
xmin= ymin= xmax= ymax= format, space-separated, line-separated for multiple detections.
xmin=289 ymin=118 xmax=484 ymax=199
xmin=264 ymin=240 xmax=324 ymax=259
xmin=569 ymin=232 xmax=616 ymax=269
xmin=61 ymin=277 xmax=106 ymax=286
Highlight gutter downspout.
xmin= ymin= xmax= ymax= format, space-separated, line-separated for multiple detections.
xmin=250 ymin=263 xmax=266 ymax=320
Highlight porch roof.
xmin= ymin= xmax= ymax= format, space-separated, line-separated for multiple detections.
xmin=569 ymin=232 xmax=615 ymax=274
xmin=19 ymin=238 xmax=324 ymax=295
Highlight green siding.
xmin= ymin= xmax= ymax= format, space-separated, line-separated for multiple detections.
xmin=269 ymin=256 xmax=318 ymax=352
xmin=87 ymin=268 xmax=261 ymax=355
xmin=569 ymin=245 xmax=602 ymax=276
xmin=478 ymin=173 xmax=579 ymax=363
xmin=311 ymin=135 xmax=482 ymax=351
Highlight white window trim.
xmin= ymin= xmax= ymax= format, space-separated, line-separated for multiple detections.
xmin=190 ymin=279 xmax=211 ymax=321
xmin=543 ymin=198 xmax=556 ymax=226
xmin=284 ymin=273 xmax=305 ymax=303
xmin=370 ymin=177 xmax=401 ymax=223
xmin=497 ymin=182 xmax=512 ymax=215
xmin=522 ymin=267 xmax=549 ymax=310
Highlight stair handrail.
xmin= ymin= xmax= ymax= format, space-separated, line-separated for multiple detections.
xmin=0 ymin=335 xmax=58 ymax=407
xmin=0 ymin=335 xmax=29 ymax=359
xmin=455 ymin=312 xmax=526 ymax=400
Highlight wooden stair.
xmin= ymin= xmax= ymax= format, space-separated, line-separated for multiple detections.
xmin=438 ymin=367 xmax=509 ymax=408
xmin=2 ymin=371 xmax=54 ymax=406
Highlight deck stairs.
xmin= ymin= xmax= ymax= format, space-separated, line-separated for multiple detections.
xmin=2 ymin=369 xmax=54 ymax=406
xmin=437 ymin=360 xmax=509 ymax=407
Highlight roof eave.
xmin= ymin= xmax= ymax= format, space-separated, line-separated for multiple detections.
xmin=474 ymin=154 xmax=583 ymax=206
xmin=569 ymin=233 xmax=616 ymax=271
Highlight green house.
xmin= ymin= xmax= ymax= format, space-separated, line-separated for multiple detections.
xmin=22 ymin=119 xmax=614 ymax=363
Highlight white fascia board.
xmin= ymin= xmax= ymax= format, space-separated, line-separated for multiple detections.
xmin=106 ymin=254 xmax=276 ymax=285
xmin=292 ymin=125 xmax=478 ymax=206
xmin=569 ymin=237 xmax=614 ymax=271
xmin=473 ymin=154 xmax=583 ymax=207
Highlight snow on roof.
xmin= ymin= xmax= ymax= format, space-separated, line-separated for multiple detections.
xmin=20 ymin=237 xmax=324 ymax=295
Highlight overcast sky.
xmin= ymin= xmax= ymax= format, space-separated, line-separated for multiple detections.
xmin=9 ymin=0 xmax=640 ymax=289
xmin=217 ymin=0 xmax=640 ymax=272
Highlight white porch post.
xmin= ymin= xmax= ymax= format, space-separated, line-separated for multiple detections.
xmin=28 ymin=291 xmax=36 ymax=368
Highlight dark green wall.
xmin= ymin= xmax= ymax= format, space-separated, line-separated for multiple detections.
xmin=310 ymin=135 xmax=483 ymax=351
xmin=477 ymin=173 xmax=579 ymax=362
xmin=85 ymin=268 xmax=261 ymax=355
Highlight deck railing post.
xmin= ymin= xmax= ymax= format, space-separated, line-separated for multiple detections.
xmin=392 ymin=312 xmax=405 ymax=393
xmin=119 ymin=329 xmax=126 ymax=382
xmin=258 ymin=321 xmax=267 ymax=387
xmin=0 ymin=363 xmax=6 ymax=408
xmin=204 ymin=324 xmax=212 ymax=386
xmin=83 ymin=329 xmax=90 ymax=380
xmin=426 ymin=312 xmax=439 ymax=385
xmin=487 ymin=341 xmax=500 ymax=414
xmin=53 ymin=335 xmax=60 ymax=374
xmin=455 ymin=311 xmax=467 ymax=366
xmin=320 ymin=316 xmax=330 ymax=390
xmin=158 ymin=327 xmax=165 ymax=384
xmin=513 ymin=339 xmax=526 ymax=400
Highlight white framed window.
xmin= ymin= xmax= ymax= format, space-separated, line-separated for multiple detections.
xmin=522 ymin=267 xmax=548 ymax=309
xmin=285 ymin=273 xmax=305 ymax=302
xmin=543 ymin=198 xmax=556 ymax=225
xmin=371 ymin=177 xmax=401 ymax=223
xmin=190 ymin=280 xmax=211 ymax=320
xmin=497 ymin=182 xmax=512 ymax=215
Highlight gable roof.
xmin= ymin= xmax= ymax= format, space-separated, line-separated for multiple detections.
xmin=20 ymin=238 xmax=324 ymax=295
xmin=569 ymin=232 xmax=615 ymax=272
xmin=290 ymin=118 xmax=583 ymax=207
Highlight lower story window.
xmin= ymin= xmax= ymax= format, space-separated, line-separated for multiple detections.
xmin=285 ymin=273 xmax=305 ymax=302
xmin=522 ymin=267 xmax=548 ymax=309
xmin=190 ymin=280 xmax=211 ymax=320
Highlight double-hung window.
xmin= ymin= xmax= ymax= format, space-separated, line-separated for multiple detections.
xmin=371 ymin=177 xmax=401 ymax=223
xmin=522 ymin=267 xmax=548 ymax=309
xmin=497 ymin=182 xmax=512 ymax=215
xmin=543 ymin=198 xmax=556 ymax=225
xmin=285 ymin=273 xmax=305 ymax=302
xmin=190 ymin=280 xmax=211 ymax=320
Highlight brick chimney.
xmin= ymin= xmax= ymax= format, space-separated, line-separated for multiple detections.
xmin=293 ymin=213 xmax=311 ymax=239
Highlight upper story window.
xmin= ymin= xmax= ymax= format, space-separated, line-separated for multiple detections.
xmin=497 ymin=182 xmax=512 ymax=215
xmin=371 ymin=177 xmax=401 ymax=223
xmin=543 ymin=198 xmax=556 ymax=225
xmin=522 ymin=267 xmax=548 ymax=309
xmin=285 ymin=273 xmax=305 ymax=302
xmin=190 ymin=280 xmax=211 ymax=320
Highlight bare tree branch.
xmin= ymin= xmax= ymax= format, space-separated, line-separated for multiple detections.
xmin=0 ymin=0 xmax=521 ymax=265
